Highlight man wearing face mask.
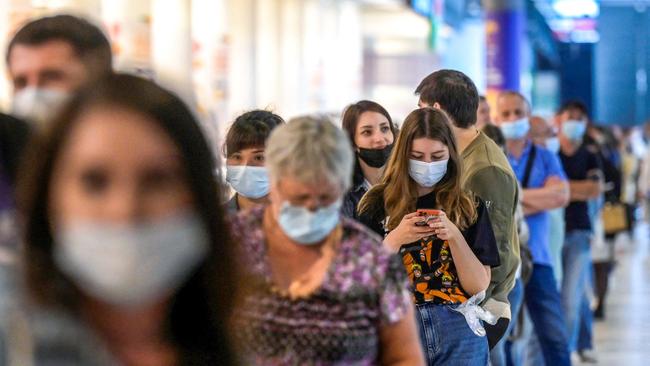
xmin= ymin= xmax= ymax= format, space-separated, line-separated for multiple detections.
xmin=495 ymin=91 xmax=571 ymax=365
xmin=555 ymin=100 xmax=604 ymax=359
xmin=529 ymin=115 xmax=566 ymax=284
xmin=530 ymin=115 xmax=561 ymax=155
xmin=415 ymin=69 xmax=520 ymax=349
xmin=6 ymin=14 xmax=112 ymax=126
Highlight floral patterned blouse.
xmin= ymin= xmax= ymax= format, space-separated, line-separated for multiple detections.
xmin=229 ymin=205 xmax=411 ymax=365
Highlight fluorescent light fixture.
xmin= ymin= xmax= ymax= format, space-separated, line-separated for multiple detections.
xmin=553 ymin=0 xmax=599 ymax=18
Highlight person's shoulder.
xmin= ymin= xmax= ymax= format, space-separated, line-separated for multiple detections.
xmin=356 ymin=186 xmax=385 ymax=219
xmin=534 ymin=143 xmax=560 ymax=162
xmin=341 ymin=218 xmax=393 ymax=260
xmin=465 ymin=134 xmax=512 ymax=170
xmin=466 ymin=164 xmax=517 ymax=186
xmin=230 ymin=205 xmax=265 ymax=237
xmin=342 ymin=217 xmax=384 ymax=248
xmin=0 ymin=112 xmax=25 ymax=125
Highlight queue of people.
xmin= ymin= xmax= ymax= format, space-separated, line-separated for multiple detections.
xmin=0 ymin=13 xmax=648 ymax=366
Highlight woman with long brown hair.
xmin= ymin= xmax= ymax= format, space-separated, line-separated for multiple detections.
xmin=340 ymin=100 xmax=396 ymax=219
xmin=358 ymin=107 xmax=500 ymax=365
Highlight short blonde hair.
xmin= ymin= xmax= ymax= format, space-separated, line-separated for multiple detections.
xmin=266 ymin=115 xmax=353 ymax=191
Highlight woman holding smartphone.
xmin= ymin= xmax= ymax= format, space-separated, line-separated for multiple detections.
xmin=358 ymin=108 xmax=500 ymax=366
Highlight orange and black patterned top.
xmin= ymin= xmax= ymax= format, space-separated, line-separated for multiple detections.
xmin=359 ymin=190 xmax=500 ymax=305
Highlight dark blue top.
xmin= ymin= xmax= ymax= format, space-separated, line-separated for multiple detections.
xmin=341 ymin=181 xmax=369 ymax=220
xmin=559 ymin=145 xmax=602 ymax=233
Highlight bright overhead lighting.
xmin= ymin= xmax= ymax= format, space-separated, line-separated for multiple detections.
xmin=553 ymin=0 xmax=599 ymax=18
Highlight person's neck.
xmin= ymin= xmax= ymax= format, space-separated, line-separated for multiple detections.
xmin=417 ymin=185 xmax=436 ymax=197
xmin=82 ymin=297 xmax=175 ymax=363
xmin=237 ymin=193 xmax=269 ymax=210
xmin=559 ymin=135 xmax=580 ymax=156
xmin=452 ymin=124 xmax=480 ymax=153
xmin=359 ymin=159 xmax=384 ymax=186
xmin=506 ymin=138 xmax=528 ymax=159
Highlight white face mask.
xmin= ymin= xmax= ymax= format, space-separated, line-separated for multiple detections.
xmin=54 ymin=212 xmax=209 ymax=307
xmin=226 ymin=165 xmax=270 ymax=199
xmin=11 ymin=87 xmax=69 ymax=126
xmin=409 ymin=159 xmax=449 ymax=188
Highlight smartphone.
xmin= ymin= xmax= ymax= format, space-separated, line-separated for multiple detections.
xmin=415 ymin=209 xmax=443 ymax=226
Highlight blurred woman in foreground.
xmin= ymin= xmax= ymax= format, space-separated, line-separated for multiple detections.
xmin=14 ymin=73 xmax=236 ymax=365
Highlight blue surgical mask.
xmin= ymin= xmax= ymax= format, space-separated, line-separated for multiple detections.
xmin=545 ymin=137 xmax=560 ymax=154
xmin=499 ymin=117 xmax=530 ymax=140
xmin=409 ymin=159 xmax=448 ymax=188
xmin=226 ymin=165 xmax=269 ymax=199
xmin=562 ymin=120 xmax=587 ymax=141
xmin=278 ymin=200 xmax=342 ymax=245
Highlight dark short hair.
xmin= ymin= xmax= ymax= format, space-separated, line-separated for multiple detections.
xmin=223 ymin=110 xmax=284 ymax=157
xmin=481 ymin=124 xmax=506 ymax=149
xmin=415 ymin=69 xmax=479 ymax=128
xmin=497 ymin=90 xmax=531 ymax=112
xmin=558 ymin=100 xmax=589 ymax=119
xmin=17 ymin=73 xmax=235 ymax=364
xmin=7 ymin=14 xmax=112 ymax=77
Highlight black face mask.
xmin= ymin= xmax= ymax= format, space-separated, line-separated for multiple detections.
xmin=358 ymin=145 xmax=393 ymax=168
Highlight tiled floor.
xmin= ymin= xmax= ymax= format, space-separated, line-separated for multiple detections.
xmin=588 ymin=224 xmax=650 ymax=365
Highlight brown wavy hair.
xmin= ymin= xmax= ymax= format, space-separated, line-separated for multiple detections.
xmin=358 ymin=107 xmax=476 ymax=231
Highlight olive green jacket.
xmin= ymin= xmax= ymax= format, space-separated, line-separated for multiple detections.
xmin=461 ymin=132 xmax=520 ymax=321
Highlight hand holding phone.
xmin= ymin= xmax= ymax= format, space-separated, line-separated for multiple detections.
xmin=415 ymin=209 xmax=443 ymax=226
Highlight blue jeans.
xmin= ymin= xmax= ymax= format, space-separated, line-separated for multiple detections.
xmin=561 ymin=230 xmax=592 ymax=352
xmin=525 ymin=264 xmax=571 ymax=365
xmin=490 ymin=278 xmax=524 ymax=366
xmin=577 ymin=289 xmax=594 ymax=351
xmin=522 ymin=311 xmax=544 ymax=366
xmin=415 ymin=302 xmax=488 ymax=366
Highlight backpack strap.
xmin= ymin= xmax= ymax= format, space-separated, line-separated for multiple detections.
xmin=522 ymin=145 xmax=537 ymax=189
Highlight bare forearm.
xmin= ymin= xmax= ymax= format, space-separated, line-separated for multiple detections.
xmin=447 ymin=236 xmax=490 ymax=295
xmin=522 ymin=184 xmax=569 ymax=213
xmin=570 ymin=180 xmax=601 ymax=201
